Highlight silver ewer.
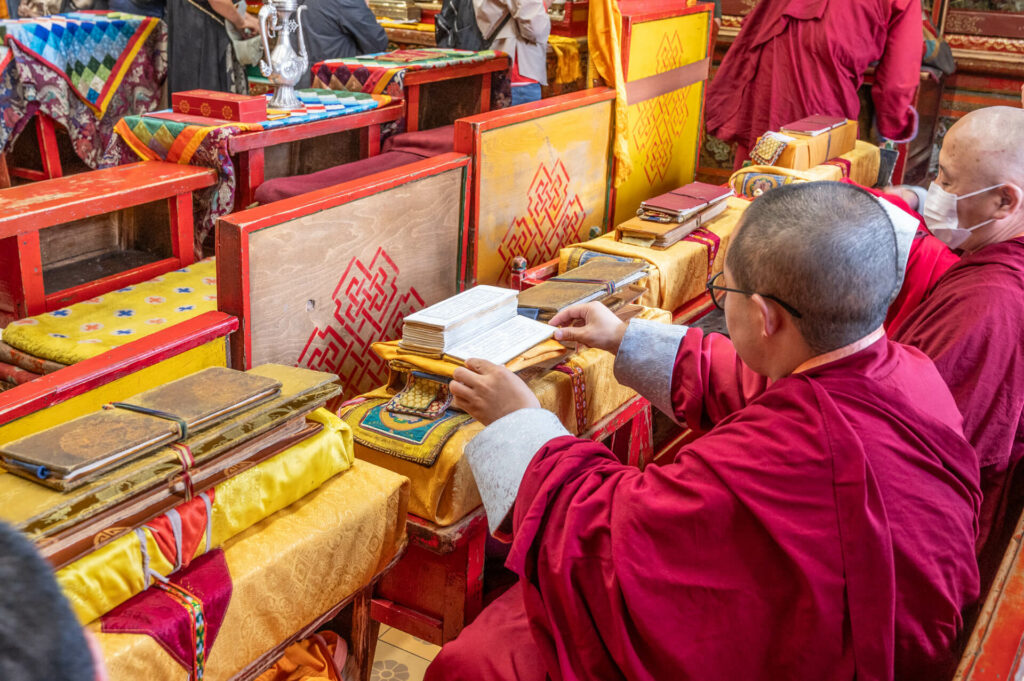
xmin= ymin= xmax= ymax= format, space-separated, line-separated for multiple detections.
xmin=258 ymin=0 xmax=308 ymax=110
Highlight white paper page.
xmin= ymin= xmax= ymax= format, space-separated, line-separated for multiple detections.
xmin=447 ymin=315 xmax=555 ymax=365
xmin=404 ymin=286 xmax=516 ymax=328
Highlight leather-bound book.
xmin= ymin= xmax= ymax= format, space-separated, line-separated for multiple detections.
xmin=517 ymin=260 xmax=648 ymax=321
xmin=0 ymin=367 xmax=281 ymax=490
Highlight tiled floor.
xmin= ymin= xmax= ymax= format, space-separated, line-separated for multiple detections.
xmin=370 ymin=626 xmax=441 ymax=681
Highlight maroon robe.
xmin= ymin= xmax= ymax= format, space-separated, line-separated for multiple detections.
xmin=892 ymin=236 xmax=1024 ymax=584
xmin=706 ymin=0 xmax=922 ymax=162
xmin=429 ymin=335 xmax=980 ymax=681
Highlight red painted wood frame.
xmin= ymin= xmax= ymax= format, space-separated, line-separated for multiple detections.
xmin=0 ymin=161 xmax=216 ymax=320
xmin=941 ymin=7 xmax=1024 ymax=41
xmin=955 ymin=509 xmax=1024 ymax=681
xmin=225 ymin=101 xmax=405 ymax=210
xmin=216 ymin=152 xmax=472 ymax=370
xmin=370 ymin=392 xmax=657 ymax=646
xmin=0 ymin=310 xmax=237 ymax=425
xmin=453 ymin=87 xmax=617 ymax=287
xmin=7 ymin=113 xmax=63 ymax=184
xmin=402 ymin=55 xmax=511 ymax=133
xmin=549 ymin=0 xmax=589 ymax=38
xmin=614 ymin=1 xmax=715 ymax=223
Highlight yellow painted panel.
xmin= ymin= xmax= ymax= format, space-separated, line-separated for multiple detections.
xmin=625 ymin=12 xmax=709 ymax=81
xmin=0 ymin=339 xmax=227 ymax=447
xmin=475 ymin=99 xmax=614 ymax=286
xmin=615 ymin=11 xmax=711 ymax=226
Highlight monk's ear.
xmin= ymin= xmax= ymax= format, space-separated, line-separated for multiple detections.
xmin=750 ymin=294 xmax=779 ymax=337
xmin=995 ymin=183 xmax=1024 ymax=219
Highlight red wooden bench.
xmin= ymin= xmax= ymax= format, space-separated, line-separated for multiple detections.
xmin=0 ymin=161 xmax=215 ymax=324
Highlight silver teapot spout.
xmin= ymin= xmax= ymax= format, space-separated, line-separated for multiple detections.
xmin=258 ymin=0 xmax=309 ymax=110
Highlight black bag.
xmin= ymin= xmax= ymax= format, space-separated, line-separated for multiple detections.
xmin=435 ymin=0 xmax=512 ymax=51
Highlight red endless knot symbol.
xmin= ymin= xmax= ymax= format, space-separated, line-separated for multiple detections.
xmin=297 ymin=248 xmax=425 ymax=398
xmin=497 ymin=159 xmax=588 ymax=285
xmin=633 ymin=31 xmax=692 ymax=185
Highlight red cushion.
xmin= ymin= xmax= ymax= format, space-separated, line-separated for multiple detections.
xmin=253 ymin=151 xmax=425 ymax=204
xmin=381 ymin=125 xmax=455 ymax=157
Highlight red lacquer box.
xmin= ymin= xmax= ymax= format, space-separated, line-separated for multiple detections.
xmin=550 ymin=0 xmax=589 ymax=37
xmin=171 ymin=90 xmax=267 ymax=123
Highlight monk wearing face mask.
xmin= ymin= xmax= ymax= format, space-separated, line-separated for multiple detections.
xmin=892 ymin=106 xmax=1024 ymax=591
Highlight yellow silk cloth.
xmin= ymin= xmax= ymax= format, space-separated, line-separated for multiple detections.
xmin=548 ymin=35 xmax=583 ymax=85
xmin=347 ymin=307 xmax=671 ymax=526
xmin=1 ymin=259 xmax=217 ymax=365
xmin=370 ymin=338 xmax=568 ymax=378
xmin=255 ymin=631 xmax=347 ymax=681
xmin=588 ymin=0 xmax=630 ymax=186
xmin=377 ymin=18 xmax=434 ymax=32
xmin=729 ymin=141 xmax=881 ymax=198
xmin=558 ymin=197 xmax=750 ymax=313
xmin=59 ymin=408 xmax=354 ymax=624
xmin=91 ymin=460 xmax=409 ymax=681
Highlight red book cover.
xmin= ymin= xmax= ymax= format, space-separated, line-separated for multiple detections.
xmin=780 ymin=114 xmax=845 ymax=136
xmin=171 ymin=90 xmax=267 ymax=123
xmin=641 ymin=191 xmax=707 ymax=216
xmin=670 ymin=181 xmax=733 ymax=205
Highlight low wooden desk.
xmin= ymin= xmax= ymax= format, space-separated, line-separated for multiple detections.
xmin=226 ymin=102 xmax=404 ymax=209
xmin=0 ymin=161 xmax=215 ymax=322
xmin=402 ymin=56 xmax=509 ymax=132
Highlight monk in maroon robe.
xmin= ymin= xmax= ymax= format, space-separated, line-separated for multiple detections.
xmin=892 ymin=106 xmax=1024 ymax=587
xmin=705 ymin=0 xmax=922 ymax=167
xmin=427 ymin=182 xmax=980 ymax=681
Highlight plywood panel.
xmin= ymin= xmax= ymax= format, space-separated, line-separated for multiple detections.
xmin=475 ymin=99 xmax=614 ymax=286
xmin=615 ymin=11 xmax=711 ymax=226
xmin=246 ymin=169 xmax=464 ymax=398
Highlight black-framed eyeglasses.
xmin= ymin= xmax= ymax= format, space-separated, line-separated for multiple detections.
xmin=706 ymin=271 xmax=803 ymax=318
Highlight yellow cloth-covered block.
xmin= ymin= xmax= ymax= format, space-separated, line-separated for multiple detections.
xmin=559 ymin=197 xmax=749 ymax=313
xmin=92 ymin=459 xmax=409 ymax=681
xmin=59 ymin=408 xmax=354 ymax=624
xmin=2 ymin=259 xmax=218 ymax=365
xmin=763 ymin=119 xmax=858 ymax=170
xmin=347 ymin=307 xmax=671 ymax=526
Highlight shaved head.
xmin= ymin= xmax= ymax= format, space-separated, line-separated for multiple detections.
xmin=943 ymin=107 xmax=1024 ymax=187
xmin=726 ymin=182 xmax=897 ymax=354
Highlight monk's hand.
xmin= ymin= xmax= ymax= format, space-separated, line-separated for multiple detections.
xmin=549 ymin=302 xmax=628 ymax=355
xmin=451 ymin=358 xmax=540 ymax=426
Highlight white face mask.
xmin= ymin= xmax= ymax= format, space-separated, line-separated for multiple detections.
xmin=923 ymin=182 xmax=1004 ymax=249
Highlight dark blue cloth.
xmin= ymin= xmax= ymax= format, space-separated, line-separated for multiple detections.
xmin=298 ymin=0 xmax=388 ymax=88
xmin=509 ymin=82 xmax=541 ymax=107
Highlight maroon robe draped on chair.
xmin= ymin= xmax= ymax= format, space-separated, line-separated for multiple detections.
xmin=428 ymin=330 xmax=980 ymax=681
xmin=892 ymin=236 xmax=1024 ymax=585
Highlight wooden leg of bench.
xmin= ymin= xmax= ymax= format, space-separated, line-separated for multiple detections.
xmin=440 ymin=511 xmax=487 ymax=643
xmin=350 ymin=585 xmax=380 ymax=681
xmin=360 ymin=124 xmax=381 ymax=158
xmin=3 ymin=231 xmax=46 ymax=317
xmin=406 ymin=85 xmax=421 ymax=133
xmin=36 ymin=114 xmax=62 ymax=180
xmin=480 ymin=73 xmax=492 ymax=114
xmin=169 ymin=192 xmax=197 ymax=265
xmin=610 ymin=401 xmax=653 ymax=469
xmin=0 ymin=154 xmax=11 ymax=189
xmin=235 ymin=148 xmax=264 ymax=210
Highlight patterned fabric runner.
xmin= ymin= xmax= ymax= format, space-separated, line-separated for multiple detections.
xmin=0 ymin=11 xmax=165 ymax=168
xmin=312 ymin=48 xmax=505 ymax=98
xmin=102 ymin=549 xmax=232 ymax=679
xmin=0 ymin=12 xmax=159 ymax=116
xmin=107 ymin=90 xmax=391 ymax=253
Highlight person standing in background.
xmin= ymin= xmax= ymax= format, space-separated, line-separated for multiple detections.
xmin=297 ymin=0 xmax=388 ymax=88
xmin=705 ymin=0 xmax=922 ymax=169
xmin=166 ymin=0 xmax=259 ymax=94
xmin=474 ymin=0 xmax=551 ymax=106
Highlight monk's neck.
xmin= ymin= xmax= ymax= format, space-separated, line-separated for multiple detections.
xmin=791 ymin=327 xmax=885 ymax=375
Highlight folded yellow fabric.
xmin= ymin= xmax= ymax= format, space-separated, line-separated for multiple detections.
xmin=548 ymin=35 xmax=582 ymax=85
xmin=92 ymin=459 xmax=409 ymax=681
xmin=762 ymin=119 xmax=858 ymax=170
xmin=348 ymin=307 xmax=671 ymax=526
xmin=59 ymin=408 xmax=354 ymax=624
xmin=370 ymin=338 xmax=568 ymax=378
xmin=559 ymin=197 xmax=749 ymax=313
xmin=2 ymin=259 xmax=217 ymax=365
